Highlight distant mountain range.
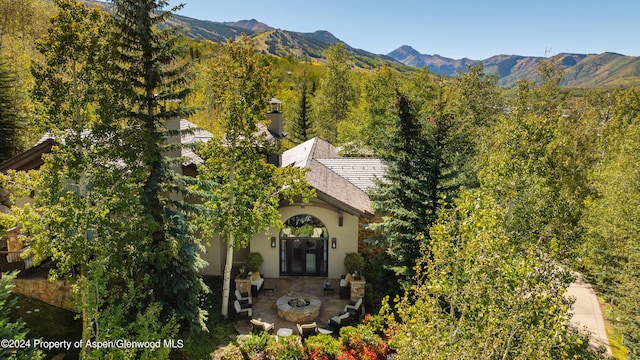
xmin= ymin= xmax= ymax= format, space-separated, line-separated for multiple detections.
xmin=84 ymin=1 xmax=640 ymax=88
xmin=165 ymin=14 xmax=403 ymax=71
xmin=389 ymin=45 xmax=640 ymax=87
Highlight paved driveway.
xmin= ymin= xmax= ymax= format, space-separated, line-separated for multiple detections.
xmin=567 ymin=272 xmax=611 ymax=357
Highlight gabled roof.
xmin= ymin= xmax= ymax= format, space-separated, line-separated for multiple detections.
xmin=180 ymin=120 xmax=283 ymax=167
xmin=9 ymin=120 xmax=214 ymax=170
xmin=2 ymin=122 xmax=385 ymax=217
xmin=0 ymin=138 xmax=55 ymax=173
xmin=282 ymin=138 xmax=384 ymax=217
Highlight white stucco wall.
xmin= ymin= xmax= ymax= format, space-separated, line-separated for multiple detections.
xmin=199 ymin=201 xmax=361 ymax=279
xmin=250 ymin=202 xmax=359 ymax=279
xmin=199 ymin=235 xmax=224 ymax=276
xmin=198 ymin=235 xmax=255 ymax=276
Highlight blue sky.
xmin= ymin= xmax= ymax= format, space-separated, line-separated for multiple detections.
xmin=166 ymin=0 xmax=640 ymax=60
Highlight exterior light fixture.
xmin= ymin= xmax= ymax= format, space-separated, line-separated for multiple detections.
xmin=271 ymin=236 xmax=277 ymax=248
xmin=331 ymin=237 xmax=337 ymax=249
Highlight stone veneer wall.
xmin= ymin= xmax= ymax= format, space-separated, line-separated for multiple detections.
xmin=11 ymin=279 xmax=74 ymax=311
xmin=350 ymin=277 xmax=366 ymax=302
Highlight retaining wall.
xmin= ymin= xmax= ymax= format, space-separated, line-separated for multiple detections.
xmin=11 ymin=278 xmax=74 ymax=311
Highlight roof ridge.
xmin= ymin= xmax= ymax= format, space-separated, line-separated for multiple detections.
xmin=305 ymin=137 xmax=320 ymax=167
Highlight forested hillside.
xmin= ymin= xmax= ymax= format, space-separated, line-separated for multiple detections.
xmin=1 ymin=1 xmax=638 ymax=359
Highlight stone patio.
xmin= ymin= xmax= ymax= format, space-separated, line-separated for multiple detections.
xmin=233 ymin=277 xmax=353 ymax=335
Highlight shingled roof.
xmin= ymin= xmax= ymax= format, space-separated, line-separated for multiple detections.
xmin=316 ymin=158 xmax=385 ymax=193
xmin=282 ymin=138 xmax=384 ymax=217
xmin=2 ymin=121 xmax=385 ymax=217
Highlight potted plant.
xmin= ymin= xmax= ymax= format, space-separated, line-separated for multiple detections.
xmin=344 ymin=253 xmax=364 ymax=277
xmin=246 ymin=252 xmax=264 ymax=273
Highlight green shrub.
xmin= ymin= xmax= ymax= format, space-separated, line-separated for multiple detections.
xmin=304 ymin=334 xmax=340 ymax=359
xmin=219 ymin=344 xmax=243 ymax=360
xmin=238 ymin=332 xmax=270 ymax=359
xmin=266 ymin=335 xmax=304 ymax=360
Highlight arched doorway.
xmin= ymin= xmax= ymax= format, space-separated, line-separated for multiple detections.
xmin=279 ymin=214 xmax=328 ymax=276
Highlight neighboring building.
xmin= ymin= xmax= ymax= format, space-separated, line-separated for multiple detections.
xmin=1 ymin=101 xmax=385 ymax=280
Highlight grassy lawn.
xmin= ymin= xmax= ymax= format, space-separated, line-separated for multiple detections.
xmin=8 ymin=277 xmax=236 ymax=360
xmin=599 ymin=297 xmax=629 ymax=359
xmin=9 ymin=295 xmax=82 ymax=359
xmin=178 ymin=276 xmax=237 ymax=360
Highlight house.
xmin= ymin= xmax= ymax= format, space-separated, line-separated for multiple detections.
xmin=199 ymin=135 xmax=385 ymax=279
xmin=1 ymin=101 xmax=385 ymax=280
xmin=188 ymin=100 xmax=384 ymax=279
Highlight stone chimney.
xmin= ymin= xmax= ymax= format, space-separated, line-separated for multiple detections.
xmin=266 ymin=98 xmax=283 ymax=137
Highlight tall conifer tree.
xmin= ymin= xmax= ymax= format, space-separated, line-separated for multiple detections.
xmin=0 ymin=55 xmax=22 ymax=162
xmin=109 ymin=0 xmax=207 ymax=328
xmin=369 ymin=91 xmax=439 ymax=290
xmin=289 ymin=80 xmax=314 ymax=145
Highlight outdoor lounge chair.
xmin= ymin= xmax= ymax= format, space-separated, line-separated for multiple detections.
xmin=249 ymin=272 xmax=264 ymax=296
xmin=250 ymin=318 xmax=275 ymax=334
xmin=234 ymin=300 xmax=252 ymax=319
xmin=235 ymin=288 xmax=252 ymax=306
xmin=339 ymin=273 xmax=351 ymax=299
xmin=328 ymin=312 xmax=351 ymax=330
xmin=296 ymin=322 xmax=317 ymax=339
xmin=344 ymin=297 xmax=363 ymax=316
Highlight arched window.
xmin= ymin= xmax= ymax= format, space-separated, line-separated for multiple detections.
xmin=280 ymin=214 xmax=328 ymax=238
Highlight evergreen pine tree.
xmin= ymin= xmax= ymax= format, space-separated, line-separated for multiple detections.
xmin=0 ymin=56 xmax=22 ymax=162
xmin=289 ymin=80 xmax=314 ymax=145
xmin=369 ymin=91 xmax=439 ymax=290
xmin=109 ymin=0 xmax=207 ymax=329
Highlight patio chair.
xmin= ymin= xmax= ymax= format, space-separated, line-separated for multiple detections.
xmin=328 ymin=312 xmax=351 ymax=331
xmin=235 ymin=288 xmax=252 ymax=306
xmin=296 ymin=322 xmax=317 ymax=339
xmin=249 ymin=271 xmax=264 ymax=296
xmin=339 ymin=273 xmax=352 ymax=299
xmin=250 ymin=318 xmax=275 ymax=334
xmin=234 ymin=300 xmax=252 ymax=319
xmin=344 ymin=297 xmax=363 ymax=317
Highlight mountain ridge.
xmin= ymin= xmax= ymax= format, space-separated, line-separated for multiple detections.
xmin=388 ymin=45 xmax=640 ymax=87
xmin=81 ymin=2 xmax=640 ymax=88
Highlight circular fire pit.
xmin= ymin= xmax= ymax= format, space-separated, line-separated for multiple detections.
xmin=276 ymin=294 xmax=321 ymax=323
xmin=288 ymin=298 xmax=309 ymax=307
